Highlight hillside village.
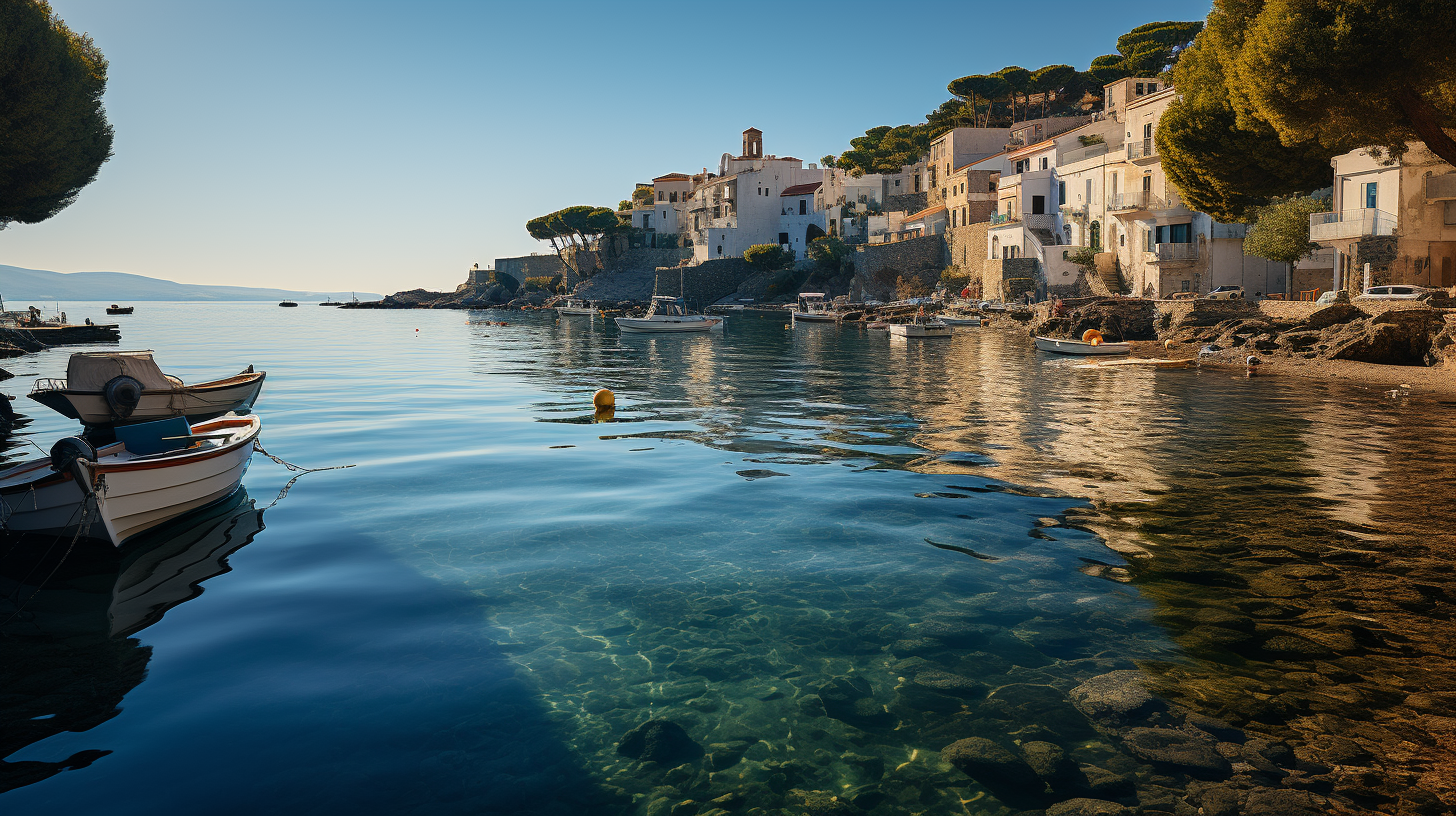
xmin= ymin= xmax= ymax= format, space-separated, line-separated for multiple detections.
xmin=465 ymin=76 xmax=1454 ymax=313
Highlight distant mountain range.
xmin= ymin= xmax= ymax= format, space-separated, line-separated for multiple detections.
xmin=0 ymin=264 xmax=381 ymax=302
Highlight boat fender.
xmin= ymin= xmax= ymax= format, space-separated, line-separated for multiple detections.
xmin=51 ymin=436 xmax=97 ymax=491
xmin=103 ymin=375 xmax=144 ymax=419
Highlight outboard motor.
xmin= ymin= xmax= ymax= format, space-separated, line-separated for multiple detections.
xmin=51 ymin=436 xmax=98 ymax=494
xmin=103 ymin=375 xmax=144 ymax=420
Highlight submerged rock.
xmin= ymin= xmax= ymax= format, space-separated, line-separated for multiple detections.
xmin=1045 ymin=798 xmax=1134 ymax=816
xmin=1120 ymin=727 xmax=1231 ymax=779
xmin=1070 ymin=670 xmax=1161 ymax=727
xmin=816 ymin=677 xmax=891 ymax=727
xmin=617 ymin=719 xmax=704 ymax=764
xmin=941 ymin=737 xmax=1043 ymax=804
xmin=911 ymin=669 xmax=984 ymax=699
xmin=1021 ymin=741 xmax=1082 ymax=790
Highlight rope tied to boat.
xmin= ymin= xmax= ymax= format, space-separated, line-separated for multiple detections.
xmin=252 ymin=439 xmax=355 ymax=510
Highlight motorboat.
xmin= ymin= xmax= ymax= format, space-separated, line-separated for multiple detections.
xmin=278 ymin=301 xmax=298 ymax=307
xmin=556 ymin=297 xmax=597 ymax=317
xmin=615 ymin=296 xmax=724 ymax=333
xmin=106 ymin=304 xmax=134 ymax=315
xmin=888 ymin=315 xmax=951 ymax=338
xmin=0 ymin=414 xmax=261 ymax=547
xmin=791 ymin=293 xmax=837 ymax=322
xmin=29 ymin=351 xmax=265 ymax=427
xmin=1034 ymin=335 xmax=1132 ymax=355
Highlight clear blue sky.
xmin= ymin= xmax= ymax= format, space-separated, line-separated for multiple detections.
xmin=4 ymin=0 xmax=1214 ymax=293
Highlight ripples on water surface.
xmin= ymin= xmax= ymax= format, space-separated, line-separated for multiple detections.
xmin=1 ymin=303 xmax=1453 ymax=815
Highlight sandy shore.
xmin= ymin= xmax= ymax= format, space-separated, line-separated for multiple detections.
xmin=1128 ymin=340 xmax=1456 ymax=397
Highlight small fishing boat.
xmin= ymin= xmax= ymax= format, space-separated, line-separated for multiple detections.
xmin=278 ymin=301 xmax=298 ymax=307
xmin=791 ymin=293 xmax=837 ymax=322
xmin=615 ymin=296 xmax=723 ymax=333
xmin=0 ymin=414 xmax=261 ymax=547
xmin=888 ymin=315 xmax=951 ymax=338
xmin=319 ymin=299 xmax=341 ymax=306
xmin=866 ymin=321 xmax=889 ymax=331
xmin=556 ymin=297 xmax=597 ymax=316
xmin=29 ymin=351 xmax=265 ymax=427
xmin=106 ymin=304 xmax=134 ymax=315
xmin=1034 ymin=335 xmax=1131 ymax=355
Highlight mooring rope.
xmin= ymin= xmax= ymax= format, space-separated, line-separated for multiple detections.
xmin=252 ymin=439 xmax=355 ymax=509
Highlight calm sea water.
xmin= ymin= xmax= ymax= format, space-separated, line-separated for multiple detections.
xmin=1 ymin=302 xmax=1452 ymax=815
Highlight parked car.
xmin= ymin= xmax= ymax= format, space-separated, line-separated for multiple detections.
xmin=1358 ymin=285 xmax=1432 ymax=300
xmin=1205 ymin=285 xmax=1245 ymax=300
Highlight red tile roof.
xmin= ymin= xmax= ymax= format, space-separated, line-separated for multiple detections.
xmin=780 ymin=182 xmax=822 ymax=197
xmin=903 ymin=204 xmax=947 ymax=222
xmin=653 ymin=173 xmax=691 ymax=182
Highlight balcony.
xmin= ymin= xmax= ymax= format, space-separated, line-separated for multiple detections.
xmin=989 ymin=212 xmax=1021 ymax=226
xmin=1309 ymin=208 xmax=1396 ymax=242
xmin=1060 ymin=142 xmax=1110 ymax=165
xmin=1107 ymin=191 xmax=1166 ymax=213
xmin=1426 ymin=173 xmax=1456 ymax=201
xmin=1059 ymin=204 xmax=1089 ymax=222
xmin=1149 ymin=243 xmax=1200 ymax=262
xmin=1126 ymin=139 xmax=1157 ymax=161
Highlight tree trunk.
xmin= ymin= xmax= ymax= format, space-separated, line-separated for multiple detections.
xmin=1395 ymin=88 xmax=1456 ymax=167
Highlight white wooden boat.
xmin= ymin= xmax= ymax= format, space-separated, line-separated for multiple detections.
xmin=1034 ymin=335 xmax=1131 ymax=355
xmin=888 ymin=316 xmax=951 ymax=338
xmin=791 ymin=293 xmax=837 ymax=322
xmin=556 ymin=297 xmax=597 ymax=316
xmin=29 ymin=351 xmax=265 ymax=427
xmin=615 ymin=296 xmax=724 ymax=333
xmin=0 ymin=414 xmax=260 ymax=547
xmin=1074 ymin=357 xmax=1193 ymax=369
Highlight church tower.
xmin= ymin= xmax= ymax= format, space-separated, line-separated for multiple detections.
xmin=741 ymin=128 xmax=762 ymax=159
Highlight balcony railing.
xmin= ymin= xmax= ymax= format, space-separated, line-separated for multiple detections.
xmin=989 ymin=212 xmax=1021 ymax=226
xmin=1309 ymin=208 xmax=1396 ymax=241
xmin=1150 ymin=243 xmax=1200 ymax=262
xmin=1126 ymin=139 xmax=1156 ymax=160
xmin=1426 ymin=173 xmax=1456 ymax=201
xmin=1060 ymin=143 xmax=1110 ymax=165
xmin=1059 ymin=204 xmax=1089 ymax=221
xmin=1107 ymin=191 xmax=1166 ymax=212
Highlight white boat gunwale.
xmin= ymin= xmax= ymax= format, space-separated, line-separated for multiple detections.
xmin=1033 ymin=335 xmax=1132 ymax=355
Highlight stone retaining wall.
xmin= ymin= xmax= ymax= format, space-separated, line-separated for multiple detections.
xmin=654 ymin=258 xmax=755 ymax=310
xmin=884 ymin=192 xmax=928 ymax=215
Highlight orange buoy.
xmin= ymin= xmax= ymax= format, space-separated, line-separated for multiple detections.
xmin=1082 ymin=329 xmax=1104 ymax=346
xmin=593 ymin=388 xmax=615 ymax=409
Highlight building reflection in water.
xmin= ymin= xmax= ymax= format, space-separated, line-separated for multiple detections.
xmin=0 ymin=489 xmax=265 ymax=794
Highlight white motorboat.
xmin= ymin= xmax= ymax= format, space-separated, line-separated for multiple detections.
xmin=0 ymin=414 xmax=261 ymax=547
xmin=791 ymin=292 xmax=837 ymax=322
xmin=1034 ymin=335 xmax=1132 ymax=355
xmin=888 ymin=315 xmax=951 ymax=338
xmin=29 ymin=351 xmax=265 ymax=427
xmin=556 ymin=297 xmax=597 ymax=316
xmin=938 ymin=314 xmax=984 ymax=326
xmin=615 ymin=296 xmax=724 ymax=333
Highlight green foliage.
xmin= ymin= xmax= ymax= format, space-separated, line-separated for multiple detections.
xmin=1068 ymin=247 xmax=1098 ymax=270
xmin=743 ymin=243 xmax=793 ymax=272
xmin=1156 ymin=36 xmax=1337 ymax=222
xmin=631 ymin=186 xmax=654 ymax=206
xmin=0 ymin=0 xmax=114 ymax=229
xmin=1203 ymin=0 xmax=1456 ymax=167
xmin=522 ymin=275 xmax=562 ymax=292
xmin=1077 ymin=134 xmax=1105 ymax=146
xmin=806 ymin=236 xmax=851 ymax=271
xmin=526 ymin=205 xmax=624 ymax=277
xmin=895 ymin=275 xmax=931 ymax=300
xmin=1242 ymin=194 xmax=1331 ymax=266
xmin=618 ymin=199 xmax=632 ymax=212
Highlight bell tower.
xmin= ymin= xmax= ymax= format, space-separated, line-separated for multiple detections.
xmin=741 ymin=127 xmax=762 ymax=159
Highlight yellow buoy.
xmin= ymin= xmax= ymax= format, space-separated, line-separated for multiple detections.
xmin=593 ymin=388 xmax=615 ymax=409
xmin=1082 ymin=329 xmax=1104 ymax=346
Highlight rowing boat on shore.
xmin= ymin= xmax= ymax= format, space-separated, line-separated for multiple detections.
xmin=1034 ymin=335 xmax=1131 ymax=355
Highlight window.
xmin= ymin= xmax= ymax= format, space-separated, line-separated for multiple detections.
xmin=1150 ymin=83 xmax=1158 ymax=93
xmin=717 ymin=245 xmax=723 ymax=256
xmin=1445 ymin=200 xmax=1456 ymax=225
xmin=1181 ymin=279 xmax=1191 ymax=292
xmin=778 ymin=232 xmax=789 ymax=245
xmin=1136 ymin=82 xmax=1144 ymax=95
xmin=1040 ymin=157 xmax=1048 ymax=170
xmin=1155 ymin=223 xmax=1192 ymax=244
xmin=1120 ymin=233 xmax=1125 ymax=247
xmin=799 ymin=199 xmax=807 ymax=215
xmin=669 ymin=191 xmax=678 ymax=203
xmin=1058 ymin=181 xmax=1066 ymax=205
xmin=895 ymin=179 xmax=901 ymax=187
xmin=1365 ymin=182 xmax=1378 ymax=209
xmin=1032 ymin=195 xmax=1045 ymax=215
xmin=657 ymin=191 xmax=664 ymax=201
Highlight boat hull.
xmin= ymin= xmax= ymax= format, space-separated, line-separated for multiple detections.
xmin=938 ymin=316 xmax=983 ymax=325
xmin=0 ymin=416 xmax=260 ymax=547
xmin=29 ymin=371 xmax=265 ymax=426
xmin=615 ymin=316 xmax=723 ymax=333
xmin=1034 ymin=336 xmax=1131 ymax=355
xmin=888 ymin=323 xmax=951 ymax=338
xmin=791 ymin=312 xmax=837 ymax=322
xmin=556 ymin=307 xmax=597 ymax=316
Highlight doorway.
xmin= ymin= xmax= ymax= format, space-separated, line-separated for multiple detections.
xmin=1431 ymin=242 xmax=1456 ymax=287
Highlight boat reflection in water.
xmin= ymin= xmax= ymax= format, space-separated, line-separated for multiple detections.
xmin=0 ymin=488 xmax=264 ymax=794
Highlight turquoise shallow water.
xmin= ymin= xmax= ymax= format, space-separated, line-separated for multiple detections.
xmin=1 ymin=303 xmax=1453 ymax=815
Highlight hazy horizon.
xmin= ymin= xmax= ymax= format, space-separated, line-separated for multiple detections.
xmin=4 ymin=0 xmax=1214 ymax=294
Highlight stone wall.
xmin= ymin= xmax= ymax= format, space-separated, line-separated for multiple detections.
xmin=946 ymin=223 xmax=990 ymax=298
xmin=654 ymin=259 xmax=756 ymax=310
xmin=495 ymin=254 xmax=569 ymax=283
xmin=884 ymin=192 xmax=928 ymax=215
xmin=852 ymin=234 xmax=946 ymax=299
